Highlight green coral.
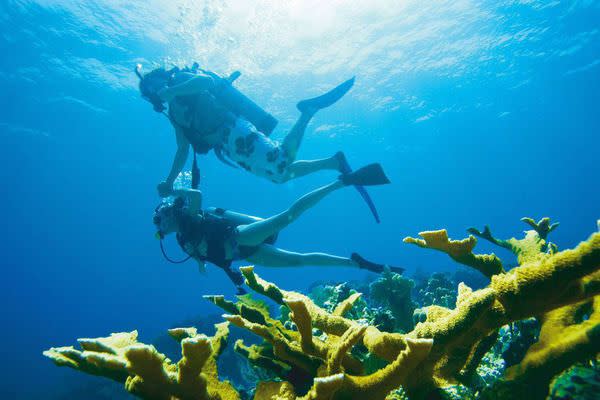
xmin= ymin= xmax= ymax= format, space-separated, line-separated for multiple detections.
xmin=370 ymin=271 xmax=417 ymax=332
xmin=415 ymin=272 xmax=457 ymax=309
xmin=548 ymin=360 xmax=600 ymax=400
xmin=309 ymin=280 xmax=401 ymax=333
xmin=309 ymin=282 xmax=369 ymax=321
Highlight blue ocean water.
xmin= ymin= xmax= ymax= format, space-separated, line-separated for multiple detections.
xmin=0 ymin=0 xmax=598 ymax=398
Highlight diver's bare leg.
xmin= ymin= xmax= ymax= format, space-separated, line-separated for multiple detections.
xmin=281 ymin=78 xmax=354 ymax=161
xmin=246 ymin=244 xmax=357 ymax=268
xmin=236 ymin=180 xmax=344 ymax=246
xmin=281 ymin=110 xmax=315 ymax=161
xmin=283 ymin=156 xmax=340 ymax=181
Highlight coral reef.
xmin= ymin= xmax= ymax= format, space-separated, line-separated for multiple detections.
xmin=221 ymin=266 xmax=434 ymax=399
xmin=369 ymin=270 xmax=417 ymax=332
xmin=402 ymin=218 xmax=599 ymax=397
xmin=502 ymin=296 xmax=600 ymax=397
xmin=499 ymin=318 xmax=540 ymax=368
xmin=414 ymin=272 xmax=457 ymax=309
xmin=547 ymin=360 xmax=600 ymax=400
xmin=309 ymin=280 xmax=397 ymax=333
xmin=309 ymin=282 xmax=369 ymax=322
xmin=44 ymin=324 xmax=239 ymax=400
xmin=45 ymin=218 xmax=600 ymax=400
xmin=466 ymin=217 xmax=600 ymax=398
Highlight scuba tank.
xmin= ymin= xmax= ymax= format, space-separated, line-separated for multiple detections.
xmin=197 ymin=66 xmax=279 ymax=136
xmin=136 ymin=63 xmax=279 ymax=189
xmin=137 ymin=63 xmax=278 ymax=135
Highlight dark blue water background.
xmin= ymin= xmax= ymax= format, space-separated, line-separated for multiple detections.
xmin=0 ymin=1 xmax=598 ymax=397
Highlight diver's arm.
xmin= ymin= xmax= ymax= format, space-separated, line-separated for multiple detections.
xmin=158 ymin=73 xmax=215 ymax=102
xmin=158 ymin=127 xmax=190 ymax=197
xmin=167 ymin=127 xmax=191 ymax=185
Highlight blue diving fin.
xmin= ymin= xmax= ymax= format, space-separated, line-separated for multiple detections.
xmin=296 ymin=77 xmax=355 ymax=113
xmin=336 ymin=152 xmax=382 ymax=223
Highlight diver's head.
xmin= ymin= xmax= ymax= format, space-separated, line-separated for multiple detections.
xmin=135 ymin=64 xmax=173 ymax=113
xmin=153 ymin=197 xmax=187 ymax=238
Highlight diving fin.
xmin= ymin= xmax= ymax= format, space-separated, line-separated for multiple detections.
xmin=340 ymin=163 xmax=390 ymax=186
xmin=336 ymin=152 xmax=383 ymax=223
xmin=351 ymin=253 xmax=405 ymax=274
xmin=296 ymin=77 xmax=355 ymax=113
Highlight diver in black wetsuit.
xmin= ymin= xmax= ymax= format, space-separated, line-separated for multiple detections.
xmin=153 ymin=164 xmax=403 ymax=294
xmin=137 ymin=64 xmax=382 ymax=222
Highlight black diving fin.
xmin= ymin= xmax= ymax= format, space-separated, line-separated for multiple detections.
xmin=340 ymin=163 xmax=390 ymax=186
xmin=336 ymin=153 xmax=385 ymax=223
xmin=351 ymin=253 xmax=405 ymax=274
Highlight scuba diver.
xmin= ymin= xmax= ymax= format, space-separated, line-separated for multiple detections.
xmin=153 ymin=163 xmax=403 ymax=294
xmin=136 ymin=63 xmax=382 ymax=222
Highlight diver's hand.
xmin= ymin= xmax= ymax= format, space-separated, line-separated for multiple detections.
xmin=157 ymin=181 xmax=174 ymax=197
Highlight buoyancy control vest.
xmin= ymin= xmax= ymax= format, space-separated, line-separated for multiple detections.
xmin=167 ymin=66 xmax=279 ymax=154
xmin=176 ymin=212 xmax=237 ymax=269
xmin=168 ymin=86 xmax=232 ymax=154
xmin=175 ymin=209 xmax=278 ymax=270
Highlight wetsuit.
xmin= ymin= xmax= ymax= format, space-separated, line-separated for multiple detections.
xmin=167 ymin=72 xmax=291 ymax=182
xmin=176 ymin=212 xmax=273 ymax=287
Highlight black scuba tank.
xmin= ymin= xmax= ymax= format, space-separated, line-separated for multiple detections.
xmin=200 ymin=68 xmax=279 ymax=136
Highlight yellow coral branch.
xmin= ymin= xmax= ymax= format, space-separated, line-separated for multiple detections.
xmin=332 ymin=292 xmax=362 ymax=317
xmin=43 ymin=324 xmax=239 ymax=400
xmin=505 ymin=296 xmax=600 ymax=383
xmin=403 ymin=230 xmax=504 ymax=277
xmin=124 ymin=344 xmax=176 ymax=399
xmin=336 ymin=338 xmax=433 ymax=399
xmin=45 ymin=224 xmax=600 ymax=400
xmin=492 ymin=232 xmax=600 ymax=318
xmin=326 ymin=325 xmax=367 ymax=375
xmin=286 ymin=298 xmax=315 ymax=352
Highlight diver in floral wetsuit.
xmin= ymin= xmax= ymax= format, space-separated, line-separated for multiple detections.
xmin=136 ymin=64 xmax=381 ymax=222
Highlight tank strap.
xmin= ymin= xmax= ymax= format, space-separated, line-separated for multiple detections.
xmin=191 ymin=152 xmax=200 ymax=189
